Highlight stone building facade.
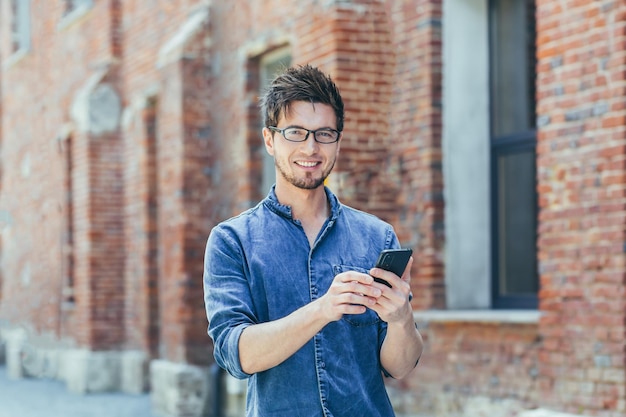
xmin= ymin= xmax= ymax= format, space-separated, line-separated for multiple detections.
xmin=0 ymin=0 xmax=624 ymax=416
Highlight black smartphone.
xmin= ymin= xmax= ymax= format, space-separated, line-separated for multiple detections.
xmin=373 ymin=248 xmax=413 ymax=287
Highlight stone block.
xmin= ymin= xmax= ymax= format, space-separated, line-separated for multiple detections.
xmin=21 ymin=347 xmax=60 ymax=379
xmin=121 ymin=350 xmax=149 ymax=394
xmin=61 ymin=350 xmax=121 ymax=394
xmin=150 ymin=359 xmax=211 ymax=417
xmin=4 ymin=327 xmax=27 ymax=379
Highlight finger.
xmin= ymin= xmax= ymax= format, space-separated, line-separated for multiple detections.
xmin=347 ymin=281 xmax=382 ymax=299
xmin=401 ymin=256 xmax=414 ymax=282
xmin=336 ymin=271 xmax=375 ymax=285
xmin=369 ymin=267 xmax=403 ymax=288
xmin=372 ymin=275 xmax=411 ymax=304
xmin=341 ymin=304 xmax=368 ymax=315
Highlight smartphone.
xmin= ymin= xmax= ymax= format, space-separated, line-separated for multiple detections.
xmin=373 ymin=248 xmax=413 ymax=287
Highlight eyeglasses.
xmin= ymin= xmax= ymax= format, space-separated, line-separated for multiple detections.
xmin=268 ymin=126 xmax=341 ymax=144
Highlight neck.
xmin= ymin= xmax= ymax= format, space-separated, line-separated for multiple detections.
xmin=274 ymin=183 xmax=329 ymax=222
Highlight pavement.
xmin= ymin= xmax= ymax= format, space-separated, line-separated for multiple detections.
xmin=0 ymin=366 xmax=160 ymax=417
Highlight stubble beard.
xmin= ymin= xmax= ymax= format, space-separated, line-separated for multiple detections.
xmin=276 ymin=159 xmax=336 ymax=190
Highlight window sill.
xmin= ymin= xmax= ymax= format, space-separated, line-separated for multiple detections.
xmin=414 ymin=309 xmax=541 ymax=324
xmin=57 ymin=2 xmax=93 ymax=31
xmin=3 ymin=48 xmax=30 ymax=69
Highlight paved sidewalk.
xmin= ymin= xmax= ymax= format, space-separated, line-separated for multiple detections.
xmin=0 ymin=366 xmax=160 ymax=417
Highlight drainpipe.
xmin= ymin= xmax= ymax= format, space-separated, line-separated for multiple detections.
xmin=209 ymin=363 xmax=225 ymax=417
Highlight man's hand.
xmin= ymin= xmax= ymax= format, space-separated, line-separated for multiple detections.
xmin=368 ymin=257 xmax=414 ymax=323
xmin=369 ymin=257 xmax=423 ymax=379
xmin=318 ymin=271 xmax=382 ymax=322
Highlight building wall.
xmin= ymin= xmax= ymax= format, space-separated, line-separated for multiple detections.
xmin=535 ymin=0 xmax=626 ymax=413
xmin=0 ymin=0 xmax=625 ymax=416
xmin=387 ymin=0 xmax=446 ymax=310
xmin=0 ymin=0 xmax=123 ymax=347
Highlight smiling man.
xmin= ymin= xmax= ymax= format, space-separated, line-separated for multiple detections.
xmin=203 ymin=65 xmax=423 ymax=417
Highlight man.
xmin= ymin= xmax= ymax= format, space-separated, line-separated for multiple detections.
xmin=203 ymin=64 xmax=423 ymax=417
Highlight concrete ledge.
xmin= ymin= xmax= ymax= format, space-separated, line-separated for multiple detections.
xmin=414 ymin=309 xmax=541 ymax=324
xmin=150 ymin=359 xmax=211 ymax=417
xmin=519 ymin=409 xmax=592 ymax=417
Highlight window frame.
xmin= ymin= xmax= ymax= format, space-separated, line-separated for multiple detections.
xmin=58 ymin=0 xmax=93 ymax=30
xmin=488 ymin=0 xmax=538 ymax=309
xmin=258 ymin=48 xmax=291 ymax=197
xmin=5 ymin=0 xmax=31 ymax=64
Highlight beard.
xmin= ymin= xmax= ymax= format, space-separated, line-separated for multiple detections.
xmin=275 ymin=158 xmax=336 ymax=190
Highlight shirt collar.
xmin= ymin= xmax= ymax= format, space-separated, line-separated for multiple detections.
xmin=263 ymin=185 xmax=342 ymax=221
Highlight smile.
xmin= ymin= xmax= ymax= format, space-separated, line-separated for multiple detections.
xmin=296 ymin=161 xmax=320 ymax=167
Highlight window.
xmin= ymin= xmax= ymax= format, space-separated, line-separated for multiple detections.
xmin=9 ymin=0 xmax=30 ymax=55
xmin=259 ymin=49 xmax=291 ymax=196
xmin=245 ymin=47 xmax=291 ymax=204
xmin=63 ymin=0 xmax=92 ymax=16
xmin=489 ymin=0 xmax=538 ymax=308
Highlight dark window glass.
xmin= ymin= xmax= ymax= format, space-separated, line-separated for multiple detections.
xmin=497 ymin=149 xmax=538 ymax=296
xmin=260 ymin=52 xmax=291 ymax=196
xmin=489 ymin=0 xmax=538 ymax=309
xmin=10 ymin=0 xmax=30 ymax=53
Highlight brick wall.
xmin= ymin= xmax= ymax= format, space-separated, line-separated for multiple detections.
xmin=123 ymin=96 xmax=159 ymax=356
xmin=388 ymin=319 xmax=541 ymax=415
xmin=536 ymin=0 xmax=626 ymax=414
xmin=0 ymin=0 xmax=122 ymax=345
xmin=388 ymin=0 xmax=445 ymax=310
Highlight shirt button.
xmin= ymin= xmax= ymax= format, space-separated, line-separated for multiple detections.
xmin=320 ymin=362 xmax=325 ymax=368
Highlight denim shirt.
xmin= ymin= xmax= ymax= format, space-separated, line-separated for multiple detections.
xmin=203 ymin=186 xmax=400 ymax=417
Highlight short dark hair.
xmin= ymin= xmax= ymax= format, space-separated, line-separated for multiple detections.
xmin=260 ymin=64 xmax=345 ymax=132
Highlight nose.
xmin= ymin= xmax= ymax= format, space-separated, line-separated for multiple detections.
xmin=301 ymin=132 xmax=319 ymax=153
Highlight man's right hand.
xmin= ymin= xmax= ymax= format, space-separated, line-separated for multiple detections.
xmin=317 ymin=271 xmax=382 ymax=322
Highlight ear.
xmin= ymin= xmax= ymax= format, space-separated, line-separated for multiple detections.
xmin=262 ymin=127 xmax=275 ymax=156
xmin=335 ymin=132 xmax=342 ymax=154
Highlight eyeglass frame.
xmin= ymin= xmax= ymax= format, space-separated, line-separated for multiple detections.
xmin=268 ymin=126 xmax=341 ymax=144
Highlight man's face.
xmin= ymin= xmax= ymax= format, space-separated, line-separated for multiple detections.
xmin=263 ymin=101 xmax=341 ymax=190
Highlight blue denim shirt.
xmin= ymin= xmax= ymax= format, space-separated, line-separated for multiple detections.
xmin=204 ymin=187 xmax=400 ymax=417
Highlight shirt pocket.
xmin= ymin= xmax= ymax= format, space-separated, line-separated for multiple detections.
xmin=333 ymin=264 xmax=382 ymax=327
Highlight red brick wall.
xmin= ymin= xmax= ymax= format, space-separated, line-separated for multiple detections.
xmin=0 ymin=0 xmax=122 ymax=345
xmin=536 ymin=0 xmax=626 ymax=413
xmin=119 ymin=2 xmax=212 ymax=363
xmin=387 ymin=0 xmax=445 ymax=310
xmin=325 ymin=1 xmax=397 ymax=218
xmin=389 ymin=320 xmax=541 ymax=413
xmin=123 ymin=97 xmax=159 ymax=356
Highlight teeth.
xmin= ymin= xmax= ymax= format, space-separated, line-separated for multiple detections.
xmin=297 ymin=161 xmax=318 ymax=167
